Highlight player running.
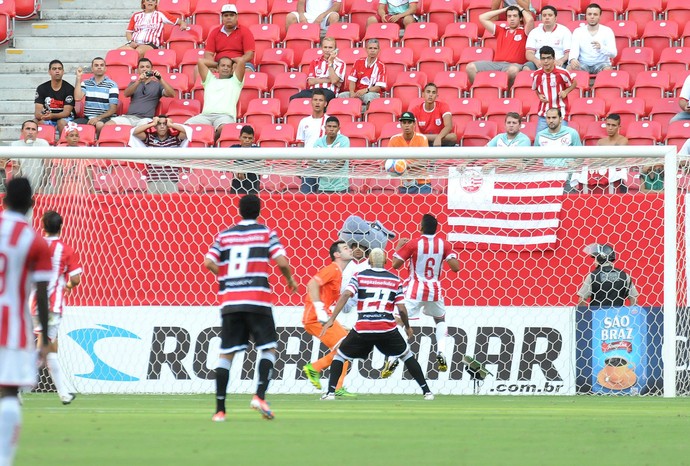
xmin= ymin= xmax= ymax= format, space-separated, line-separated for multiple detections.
xmin=204 ymin=194 xmax=298 ymax=422
xmin=0 ymin=178 xmax=52 ymax=466
xmin=320 ymin=248 xmax=434 ymax=400
xmin=33 ymin=211 xmax=82 ymax=405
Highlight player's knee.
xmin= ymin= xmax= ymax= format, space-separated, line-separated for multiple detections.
xmin=258 ymin=349 xmax=277 ymax=363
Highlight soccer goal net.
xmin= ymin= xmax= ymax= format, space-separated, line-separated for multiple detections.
xmin=2 ymin=144 xmax=687 ymax=397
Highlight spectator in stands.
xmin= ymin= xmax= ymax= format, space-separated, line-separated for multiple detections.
xmin=204 ymin=4 xmax=255 ymax=71
xmin=73 ymin=57 xmax=118 ymax=136
xmin=285 ymin=0 xmax=341 ymax=33
xmin=487 ymin=112 xmax=531 ymax=147
xmin=670 ymin=75 xmax=690 ymax=123
xmin=597 ymin=114 xmax=628 ymax=146
xmin=467 ymin=6 xmax=534 ymax=87
xmin=311 ymin=116 xmax=351 ymax=194
xmin=229 ymin=125 xmax=260 ymax=195
xmin=132 ymin=115 xmax=188 ymax=194
xmin=640 ymin=165 xmax=664 ymax=193
xmin=290 ymin=37 xmax=345 ymax=102
xmin=410 ymin=83 xmax=457 ymax=147
xmin=119 ymin=0 xmax=188 ymax=58
xmin=389 ymin=112 xmax=431 ymax=194
xmin=535 ymin=107 xmax=581 ymax=148
xmin=532 ymin=46 xmax=577 ymax=133
xmin=9 ymin=120 xmax=50 ymax=193
xmin=108 ymin=58 xmax=177 ymax=127
xmin=567 ymin=3 xmax=616 ymax=74
xmin=491 ymin=0 xmax=530 ymax=10
xmin=185 ymin=56 xmax=246 ymax=140
xmin=523 ymin=6 xmax=571 ymax=71
xmin=297 ymin=89 xmax=329 ymax=193
xmin=337 ymin=39 xmax=386 ymax=106
xmin=367 ymin=0 xmax=418 ymax=29
xmin=34 ymin=59 xmax=75 ymax=136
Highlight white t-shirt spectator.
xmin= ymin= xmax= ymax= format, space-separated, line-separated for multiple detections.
xmin=525 ymin=23 xmax=572 ymax=60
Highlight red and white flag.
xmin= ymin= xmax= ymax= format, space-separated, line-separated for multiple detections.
xmin=447 ymin=168 xmax=568 ymax=251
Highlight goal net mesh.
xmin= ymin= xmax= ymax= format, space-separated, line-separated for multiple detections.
xmin=10 ymin=145 xmax=685 ymax=396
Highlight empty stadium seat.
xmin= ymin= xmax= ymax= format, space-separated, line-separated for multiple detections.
xmin=632 ymin=71 xmax=672 ymax=114
xmin=244 ymin=98 xmax=282 ymax=133
xmin=145 ymin=49 xmax=178 ymax=74
xmin=607 ymin=97 xmax=646 ymax=127
xmin=158 ymin=0 xmax=191 ymax=18
xmin=594 ymin=0 xmax=623 ymax=24
xmin=15 ymin=0 xmax=40 ymax=20
xmin=390 ymin=71 xmax=428 ymax=102
xmin=666 ymin=121 xmax=690 ymax=149
xmin=216 ymin=123 xmax=247 ymax=147
xmin=363 ymin=22 xmax=400 ymax=48
xmin=339 ymin=121 xmax=376 ymax=147
xmin=626 ymin=0 xmax=663 ymax=36
xmin=471 ymin=71 xmax=508 ymax=112
xmin=592 ymin=70 xmax=631 ymax=108
xmin=657 ymin=47 xmax=690 ymax=77
xmin=326 ymin=22 xmax=361 ymax=50
xmin=582 ymin=121 xmax=607 ymax=146
xmin=461 ymin=120 xmax=497 ymax=146
xmin=568 ymin=97 xmax=607 ymax=127
xmin=418 ymin=47 xmax=454 ymax=78
xmin=0 ymin=0 xmax=15 ymax=46
xmin=401 ymin=22 xmax=439 ymax=62
xmin=298 ymin=47 xmax=324 ymax=73
xmin=166 ymin=98 xmax=201 ymax=121
xmin=427 ymin=0 xmax=463 ymax=35
xmin=616 ymin=47 xmax=653 ymax=83
xmin=284 ymin=97 xmax=313 ymax=129
xmin=160 ymin=72 xmax=190 ymax=97
xmin=649 ymin=98 xmax=682 ymax=134
xmin=186 ymin=124 xmax=216 ymax=147
xmin=271 ymin=71 xmax=306 ymax=114
xmin=105 ymin=49 xmax=139 ymax=74
xmin=365 ymin=97 xmax=403 ymax=139
xmin=238 ymin=71 xmax=269 ymax=117
xmin=457 ymin=47 xmax=493 ymax=71
xmin=97 ymin=124 xmax=133 ymax=147
xmin=257 ymin=123 xmax=295 ymax=147
xmin=235 ymin=0 xmax=267 ymax=26
xmin=434 ymin=71 xmax=470 ymax=100
xmin=337 ymin=47 xmax=366 ymax=67
xmin=326 ymin=98 xmax=363 ymax=123
xmin=511 ymin=70 xmax=536 ymax=114
xmin=285 ymin=23 xmax=321 ymax=65
xmin=35 ymin=125 xmax=56 ymax=145
xmin=625 ymin=120 xmax=662 ymax=145
xmin=377 ymin=121 xmax=403 ymax=147
xmin=448 ymin=97 xmax=483 ymax=128
xmin=178 ymin=48 xmax=206 ymax=83
xmin=606 ymin=20 xmax=639 ymax=56
xmin=548 ymin=0 xmax=581 ymax=20
xmin=348 ymin=0 xmax=378 ymax=40
xmin=249 ymin=23 xmax=281 ymax=66
xmin=466 ymin=0 xmax=492 ymax=37
xmin=167 ymin=25 xmax=204 ymax=63
xmin=192 ymin=0 xmax=223 ymax=36
xmin=268 ymin=0 xmax=298 ymax=39
xmin=667 ymin=0 xmax=690 ymax=26
xmin=485 ymin=98 xmax=523 ymax=125
xmin=441 ymin=22 xmax=479 ymax=63
xmin=93 ymin=166 xmax=147 ymax=194
xmin=378 ymin=47 xmax=414 ymax=86
xmin=178 ymin=169 xmax=234 ymax=193
xmin=258 ymin=48 xmax=295 ymax=88
xmin=641 ymin=20 xmax=680 ymax=63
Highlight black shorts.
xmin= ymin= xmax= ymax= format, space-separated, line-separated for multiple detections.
xmin=338 ymin=329 xmax=409 ymax=360
xmin=219 ymin=312 xmax=277 ymax=354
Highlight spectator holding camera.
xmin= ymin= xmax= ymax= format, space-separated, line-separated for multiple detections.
xmin=108 ymin=58 xmax=176 ymax=127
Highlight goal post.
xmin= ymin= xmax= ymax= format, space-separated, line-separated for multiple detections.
xmin=1 ymin=144 xmax=684 ymax=397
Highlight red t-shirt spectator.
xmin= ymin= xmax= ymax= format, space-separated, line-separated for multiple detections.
xmin=494 ymin=25 xmax=528 ymax=63
xmin=347 ymin=58 xmax=387 ymax=92
xmin=410 ymin=101 xmax=451 ymax=135
xmin=206 ymin=24 xmax=255 ymax=62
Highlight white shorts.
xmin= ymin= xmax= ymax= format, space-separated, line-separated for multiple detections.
xmin=288 ymin=11 xmax=332 ymax=29
xmin=404 ymin=300 xmax=446 ymax=320
xmin=0 ymin=347 xmax=38 ymax=388
xmin=111 ymin=115 xmax=152 ymax=127
xmin=33 ymin=312 xmax=62 ymax=342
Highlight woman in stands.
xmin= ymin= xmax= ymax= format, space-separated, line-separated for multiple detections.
xmin=119 ymin=0 xmax=188 ymax=58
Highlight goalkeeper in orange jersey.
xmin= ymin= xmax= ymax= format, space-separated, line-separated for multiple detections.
xmin=302 ymin=240 xmax=356 ymax=397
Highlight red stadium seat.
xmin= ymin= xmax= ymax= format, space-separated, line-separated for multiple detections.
xmin=457 ymin=47 xmax=493 ymax=72
xmin=568 ymin=97 xmax=607 ymax=128
xmin=298 ymin=47 xmax=323 ymax=73
xmin=390 ymin=71 xmax=428 ymax=102
xmin=448 ymin=97 xmax=482 ymax=129
xmin=271 ymin=71 xmax=307 ymax=114
xmin=284 ymin=97 xmax=313 ymax=129
xmin=268 ymin=0 xmax=298 ymax=39
xmin=258 ymin=48 xmax=295 ymax=88
xmin=511 ymin=70 xmax=536 ymax=114
xmin=594 ymin=0 xmax=623 ymax=24
xmin=567 ymin=69 xmax=590 ymax=100
xmin=615 ymin=47 xmax=654 ymax=83
xmin=216 ymin=122 xmax=246 ymax=147
xmin=178 ymin=48 xmax=206 ymax=83
xmin=519 ymin=120 xmax=537 ymax=142
xmin=401 ymin=22 xmax=439 ymax=62
xmin=105 ymin=49 xmax=139 ymax=74
xmin=485 ymin=98 xmax=523 ymax=126
xmin=243 ymin=98 xmax=282 ymax=133
xmin=582 ymin=121 xmax=607 ymax=146
xmin=337 ymin=47 xmax=366 ymax=67
xmin=548 ymin=0 xmax=581 ymax=20
xmin=178 ymin=169 xmax=234 ymax=193
xmin=377 ymin=121 xmax=403 ymax=147
xmin=434 ymin=71 xmax=470 ymax=100
xmin=159 ymin=72 xmax=190 ymax=97
xmin=592 ymin=70 xmax=630 ymax=108
xmin=625 ymin=121 xmax=662 ymax=145
xmin=144 ymin=49 xmax=178 ymax=74
xmin=428 ymin=0 xmax=463 ymax=35
xmin=191 ymin=0 xmax=222 ymax=36
xmin=418 ymin=47 xmax=454 ymax=78
xmin=0 ymin=0 xmax=15 ymax=46
xmin=668 ymin=0 xmax=690 ymax=26
xmin=606 ymin=20 xmax=639 ymax=56
xmin=363 ymin=22 xmax=400 ymax=48
xmin=249 ymin=23 xmax=281 ymax=66
xmin=657 ymin=47 xmax=690 ymax=78
xmin=166 ymin=98 xmax=201 ymax=121
xmin=158 ymin=0 xmax=191 ymax=17
xmin=461 ymin=120 xmax=497 ymax=146
xmin=607 ymin=97 xmax=646 ymax=127
xmin=378 ymin=47 xmax=413 ymax=86
xmin=326 ymin=22 xmax=360 ymax=50
xmin=15 ymin=0 xmax=39 ymax=20
xmin=235 ymin=0 xmax=267 ymax=26
xmin=257 ymin=123 xmax=295 ymax=147
xmin=471 ymin=71 xmax=508 ymax=112
xmin=649 ymin=98 xmax=682 ymax=134
xmin=365 ymin=97 xmax=403 ymax=139
xmin=666 ymin=121 xmax=690 ymax=149
xmin=237 ymin=71 xmax=268 ymax=117
xmin=285 ymin=23 xmax=321 ymax=65
xmin=93 ymin=166 xmax=147 ymax=194
xmin=466 ymin=0 xmax=492 ymax=38
xmin=339 ymin=121 xmax=376 ymax=147
xmin=349 ymin=0 xmax=378 ymax=40
xmin=632 ymin=71 xmax=671 ymax=114
xmin=185 ymin=124 xmax=216 ymax=147
xmin=35 ymin=125 xmax=56 ymax=145
xmin=625 ymin=0 xmax=663 ymax=36
xmin=641 ymin=20 xmax=680 ymax=63
xmin=97 ymin=124 xmax=132 ymax=147
xmin=57 ymin=124 xmax=96 ymax=146
xmin=167 ymin=25 xmax=204 ymax=63
xmin=326 ymin=97 xmax=362 ymax=123
xmin=442 ymin=22 xmax=479 ymax=63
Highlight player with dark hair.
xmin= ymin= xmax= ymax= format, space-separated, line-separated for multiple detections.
xmin=577 ymin=244 xmax=638 ymax=307
xmin=320 ymin=248 xmax=434 ymax=400
xmin=381 ymin=214 xmax=461 ymax=378
xmin=204 ymin=194 xmax=298 ymax=422
xmin=34 ymin=210 xmax=82 ymax=405
xmin=0 ymin=178 xmax=52 ymax=466
xmin=302 ymin=240 xmax=356 ymax=397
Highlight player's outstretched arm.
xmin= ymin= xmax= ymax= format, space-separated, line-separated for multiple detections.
xmin=203 ymin=257 xmax=219 ymax=275
xmin=321 ymin=291 xmax=352 ymax=337
xmin=447 ymin=257 xmax=461 ymax=273
xmin=396 ymin=303 xmax=414 ymax=341
xmin=275 ymin=255 xmax=298 ymax=293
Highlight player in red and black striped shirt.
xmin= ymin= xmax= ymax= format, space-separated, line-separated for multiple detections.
xmin=320 ymin=249 xmax=434 ymax=400
xmin=204 ymin=195 xmax=298 ymax=422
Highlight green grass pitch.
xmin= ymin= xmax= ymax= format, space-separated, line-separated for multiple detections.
xmin=18 ymin=394 xmax=690 ymax=466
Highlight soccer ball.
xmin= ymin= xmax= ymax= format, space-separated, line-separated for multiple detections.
xmin=385 ymin=159 xmax=407 ymax=175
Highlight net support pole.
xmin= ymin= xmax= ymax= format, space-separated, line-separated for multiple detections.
xmin=663 ymin=148 xmax=678 ymax=398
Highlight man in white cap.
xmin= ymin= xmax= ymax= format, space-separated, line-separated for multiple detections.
xmin=204 ymin=4 xmax=256 ymax=70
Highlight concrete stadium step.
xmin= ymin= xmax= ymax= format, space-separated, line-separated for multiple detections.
xmin=18 ymin=21 xmax=126 ymax=37
xmin=0 ymin=126 xmax=22 ymax=142
xmin=15 ymin=36 xmax=123 ymax=50
xmin=41 ymin=8 xmax=133 ymax=21
xmin=5 ymin=48 xmax=113 ymax=63
xmin=0 ymin=114 xmax=33 ymax=126
xmin=58 ymin=0 xmax=141 ymax=9
xmin=0 ymin=74 xmax=80 ymax=89
xmin=0 ymin=62 xmax=83 ymax=73
xmin=0 ymin=88 xmax=36 ymax=101
xmin=3 ymin=101 xmax=36 ymax=115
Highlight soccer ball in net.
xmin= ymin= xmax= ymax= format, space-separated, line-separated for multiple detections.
xmin=385 ymin=159 xmax=407 ymax=175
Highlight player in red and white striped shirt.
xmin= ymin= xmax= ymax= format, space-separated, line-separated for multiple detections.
xmin=320 ymin=249 xmax=434 ymax=400
xmin=31 ymin=211 xmax=82 ymax=405
xmin=531 ymin=45 xmax=577 ymax=134
xmin=390 ymin=214 xmax=460 ymax=375
xmin=0 ymin=178 xmax=51 ymax=466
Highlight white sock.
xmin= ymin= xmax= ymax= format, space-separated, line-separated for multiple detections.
xmin=0 ymin=396 xmax=22 ymax=466
xmin=435 ymin=321 xmax=448 ymax=356
xmin=46 ymin=353 xmax=70 ymax=398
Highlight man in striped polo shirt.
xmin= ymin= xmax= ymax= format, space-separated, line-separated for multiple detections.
xmin=531 ymin=46 xmax=577 ymax=134
xmin=74 ymin=57 xmax=119 ymax=135
xmin=204 ymin=194 xmax=298 ymax=422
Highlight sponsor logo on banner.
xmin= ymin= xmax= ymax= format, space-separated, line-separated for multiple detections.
xmin=59 ymin=306 xmax=575 ymax=395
